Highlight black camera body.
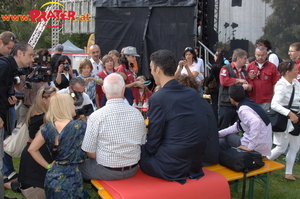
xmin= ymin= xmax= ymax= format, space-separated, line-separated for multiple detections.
xmin=74 ymin=104 xmax=94 ymax=119
xmin=25 ymin=65 xmax=52 ymax=83
xmin=63 ymin=63 xmax=70 ymax=71
xmin=7 ymin=85 xmax=24 ymax=100
xmin=16 ymin=67 xmax=33 ymax=76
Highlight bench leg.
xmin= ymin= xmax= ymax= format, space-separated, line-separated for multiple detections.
xmin=233 ymin=180 xmax=239 ymax=192
xmin=264 ymin=173 xmax=270 ymax=199
xmin=248 ymin=177 xmax=254 ymax=199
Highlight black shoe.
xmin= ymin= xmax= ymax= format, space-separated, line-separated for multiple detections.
xmin=4 ymin=196 xmax=17 ymax=199
xmin=11 ymin=182 xmax=21 ymax=193
xmin=3 ymin=172 xmax=18 ymax=183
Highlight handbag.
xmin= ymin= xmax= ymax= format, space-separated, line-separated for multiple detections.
xmin=289 ymin=110 xmax=300 ymax=136
xmin=204 ymin=77 xmax=217 ymax=94
xmin=219 ymin=147 xmax=265 ymax=172
xmin=3 ymin=123 xmax=29 ymax=158
xmin=266 ymin=86 xmax=295 ymax=132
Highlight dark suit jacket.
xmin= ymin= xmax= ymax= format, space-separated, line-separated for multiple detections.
xmin=139 ymin=79 xmax=209 ymax=184
xmin=101 ymin=87 xmax=134 ymax=107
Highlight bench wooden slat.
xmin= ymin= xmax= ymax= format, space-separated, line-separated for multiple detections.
xmin=204 ymin=159 xmax=285 ymax=181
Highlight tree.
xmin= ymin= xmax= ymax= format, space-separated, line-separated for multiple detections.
xmin=261 ymin=0 xmax=300 ymax=59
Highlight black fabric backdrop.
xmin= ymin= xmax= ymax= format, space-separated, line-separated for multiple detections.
xmin=94 ymin=4 xmax=196 ymax=78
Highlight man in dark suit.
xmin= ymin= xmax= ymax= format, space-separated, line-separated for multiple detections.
xmin=139 ymin=50 xmax=209 ymax=184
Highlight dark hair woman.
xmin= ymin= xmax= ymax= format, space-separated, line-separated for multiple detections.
xmin=53 ymin=55 xmax=78 ymax=90
xmin=207 ymin=48 xmax=229 ymax=121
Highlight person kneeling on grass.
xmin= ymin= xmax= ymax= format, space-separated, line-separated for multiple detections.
xmin=219 ymin=84 xmax=272 ymax=157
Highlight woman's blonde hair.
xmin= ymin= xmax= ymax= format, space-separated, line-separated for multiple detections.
xmin=25 ymin=86 xmax=57 ymax=125
xmin=44 ymin=93 xmax=74 ymax=123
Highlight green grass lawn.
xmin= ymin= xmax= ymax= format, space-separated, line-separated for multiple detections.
xmin=5 ymin=155 xmax=299 ymax=199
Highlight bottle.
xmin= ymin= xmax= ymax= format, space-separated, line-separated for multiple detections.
xmin=137 ymin=100 xmax=143 ymax=112
xmin=142 ymin=99 xmax=149 ymax=119
xmin=132 ymin=99 xmax=138 ymax=110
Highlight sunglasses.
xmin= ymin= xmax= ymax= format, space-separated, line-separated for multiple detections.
xmin=286 ymin=60 xmax=295 ymax=71
xmin=185 ymin=47 xmax=193 ymax=51
xmin=10 ymin=36 xmax=16 ymax=41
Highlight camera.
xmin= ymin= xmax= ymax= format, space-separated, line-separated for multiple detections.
xmin=25 ymin=65 xmax=52 ymax=84
xmin=74 ymin=104 xmax=94 ymax=119
xmin=71 ymin=91 xmax=84 ymax=106
xmin=7 ymin=85 xmax=24 ymax=100
xmin=63 ymin=63 xmax=70 ymax=71
xmin=15 ymin=67 xmax=33 ymax=76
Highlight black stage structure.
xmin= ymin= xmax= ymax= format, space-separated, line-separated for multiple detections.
xmin=93 ymin=0 xmax=215 ymax=78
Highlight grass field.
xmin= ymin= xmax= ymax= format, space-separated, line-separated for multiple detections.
xmin=5 ymin=155 xmax=299 ymax=199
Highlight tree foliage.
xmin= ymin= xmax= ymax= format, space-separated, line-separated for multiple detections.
xmin=262 ymin=0 xmax=300 ymax=59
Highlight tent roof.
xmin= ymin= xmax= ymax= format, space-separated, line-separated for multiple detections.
xmin=49 ymin=40 xmax=85 ymax=54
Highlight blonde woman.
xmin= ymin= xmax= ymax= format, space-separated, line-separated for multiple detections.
xmin=28 ymin=94 xmax=87 ymax=198
xmin=6 ymin=86 xmax=57 ymax=199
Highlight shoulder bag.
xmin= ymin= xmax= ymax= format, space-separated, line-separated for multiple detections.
xmin=3 ymin=123 xmax=29 ymax=158
xmin=219 ymin=147 xmax=265 ymax=199
xmin=266 ymin=86 xmax=294 ymax=132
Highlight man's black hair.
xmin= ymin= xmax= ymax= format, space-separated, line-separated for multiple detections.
xmin=229 ymin=84 xmax=245 ymax=102
xmin=255 ymin=38 xmax=272 ymax=51
xmin=150 ymin=49 xmax=176 ymax=76
xmin=9 ymin=42 xmax=31 ymax=57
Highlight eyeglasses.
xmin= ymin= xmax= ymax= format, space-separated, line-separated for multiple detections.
xmin=185 ymin=47 xmax=193 ymax=51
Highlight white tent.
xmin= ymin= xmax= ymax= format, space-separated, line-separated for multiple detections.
xmin=49 ymin=40 xmax=86 ymax=54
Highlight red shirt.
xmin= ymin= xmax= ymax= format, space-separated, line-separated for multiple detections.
xmin=116 ymin=64 xmax=136 ymax=84
xmin=131 ymin=87 xmax=153 ymax=102
xmin=247 ymin=61 xmax=280 ymax=104
xmin=96 ymin=70 xmax=115 ymax=106
xmin=296 ymin=59 xmax=300 ymax=82
xmin=219 ymin=62 xmax=247 ymax=87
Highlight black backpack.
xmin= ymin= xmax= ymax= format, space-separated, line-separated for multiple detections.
xmin=267 ymin=52 xmax=283 ymax=64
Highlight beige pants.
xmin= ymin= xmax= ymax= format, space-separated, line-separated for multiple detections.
xmin=21 ymin=186 xmax=46 ymax=199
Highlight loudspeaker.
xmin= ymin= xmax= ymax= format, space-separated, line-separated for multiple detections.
xmin=228 ymin=39 xmax=249 ymax=57
xmin=232 ymin=0 xmax=242 ymax=7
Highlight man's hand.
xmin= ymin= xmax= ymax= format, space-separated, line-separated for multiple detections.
xmin=236 ymin=79 xmax=247 ymax=84
xmin=249 ymin=72 xmax=257 ymax=80
xmin=237 ymin=145 xmax=252 ymax=151
xmin=8 ymin=96 xmax=17 ymax=105
xmin=0 ymin=118 xmax=4 ymax=129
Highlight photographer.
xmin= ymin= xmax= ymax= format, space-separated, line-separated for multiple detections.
xmin=0 ymin=41 xmax=34 ymax=198
xmin=16 ymin=50 xmax=51 ymax=125
xmin=53 ymin=55 xmax=78 ymax=90
xmin=57 ymin=77 xmax=95 ymax=120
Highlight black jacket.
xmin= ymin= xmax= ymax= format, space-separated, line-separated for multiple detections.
xmin=0 ymin=56 xmax=18 ymax=126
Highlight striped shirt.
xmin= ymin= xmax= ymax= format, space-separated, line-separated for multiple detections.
xmin=82 ymin=98 xmax=146 ymax=167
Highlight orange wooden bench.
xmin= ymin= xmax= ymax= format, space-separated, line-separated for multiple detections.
xmin=91 ymin=168 xmax=230 ymax=199
xmin=204 ymin=159 xmax=285 ymax=199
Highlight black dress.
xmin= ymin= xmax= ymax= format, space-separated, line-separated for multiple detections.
xmin=18 ymin=114 xmax=53 ymax=189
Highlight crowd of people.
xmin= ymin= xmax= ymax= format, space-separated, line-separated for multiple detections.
xmin=1 ymin=29 xmax=300 ymax=198
xmin=207 ymin=39 xmax=300 ymax=181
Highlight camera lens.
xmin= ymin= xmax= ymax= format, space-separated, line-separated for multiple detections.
xmin=63 ymin=64 xmax=69 ymax=71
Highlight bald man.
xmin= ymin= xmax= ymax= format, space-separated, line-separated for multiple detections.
xmin=89 ymin=44 xmax=102 ymax=75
